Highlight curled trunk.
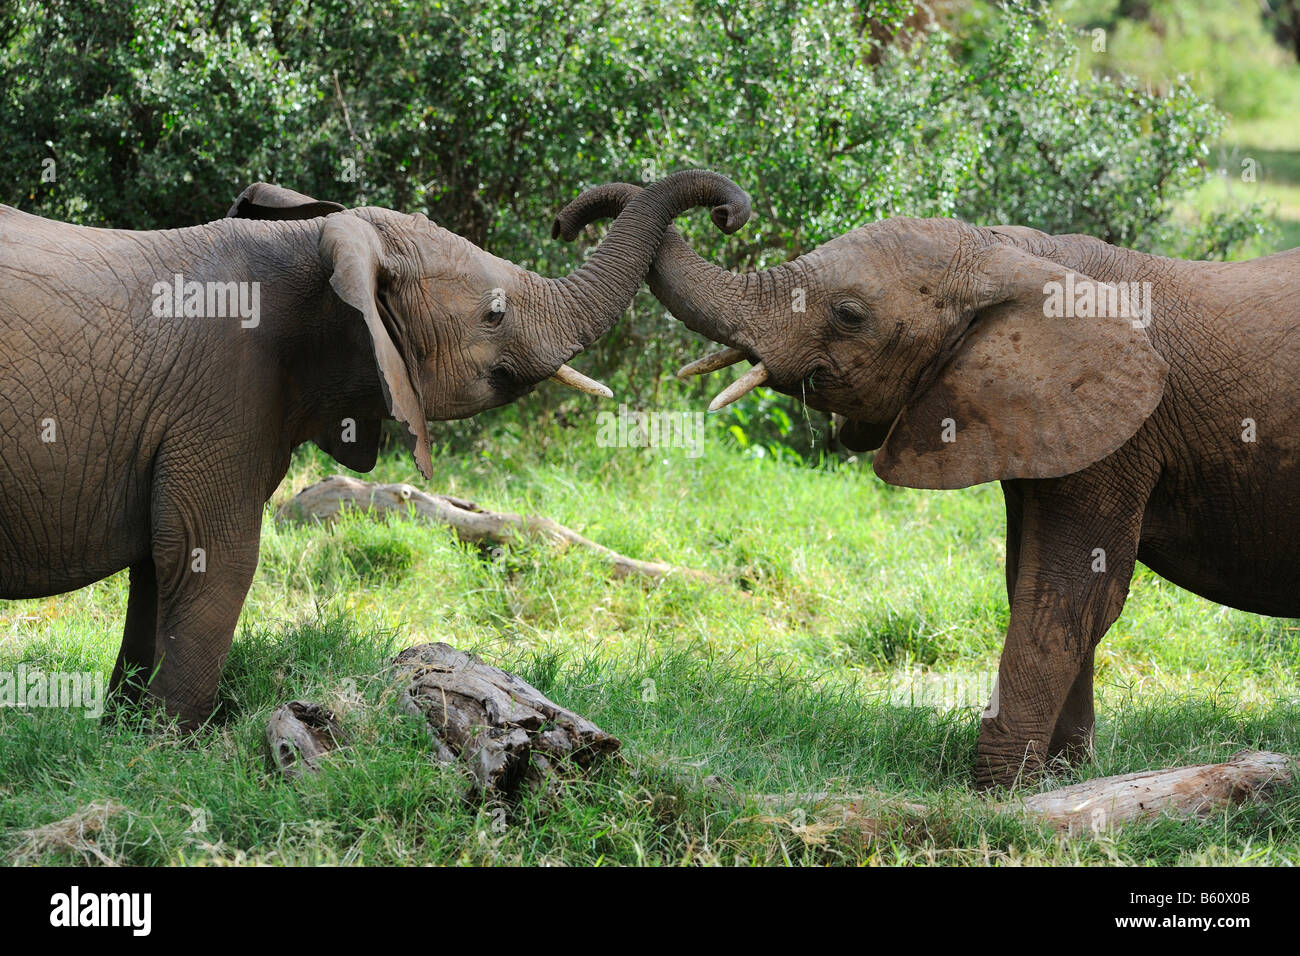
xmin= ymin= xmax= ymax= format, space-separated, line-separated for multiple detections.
xmin=535 ymin=172 xmax=751 ymax=350
xmin=551 ymin=182 xmax=792 ymax=352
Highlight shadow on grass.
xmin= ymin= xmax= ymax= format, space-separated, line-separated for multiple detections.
xmin=2 ymin=624 xmax=1297 ymax=864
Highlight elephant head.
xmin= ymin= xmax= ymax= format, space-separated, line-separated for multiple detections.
xmin=554 ymin=184 xmax=1167 ymax=489
xmin=227 ymin=171 xmax=750 ymax=477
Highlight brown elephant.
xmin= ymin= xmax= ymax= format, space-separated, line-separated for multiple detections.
xmin=0 ymin=170 xmax=749 ymax=727
xmin=555 ymin=183 xmax=1300 ymax=788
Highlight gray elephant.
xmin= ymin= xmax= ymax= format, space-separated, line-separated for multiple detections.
xmin=0 ymin=170 xmax=749 ymax=727
xmin=555 ymin=183 xmax=1300 ymax=788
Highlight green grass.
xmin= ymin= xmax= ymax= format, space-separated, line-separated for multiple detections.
xmin=1186 ymin=121 xmax=1300 ymax=258
xmin=3 ymin=413 xmax=1298 ymax=866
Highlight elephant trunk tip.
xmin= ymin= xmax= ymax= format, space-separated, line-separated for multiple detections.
xmin=550 ymin=175 xmax=748 ymax=244
xmin=711 ymin=201 xmax=750 ymax=235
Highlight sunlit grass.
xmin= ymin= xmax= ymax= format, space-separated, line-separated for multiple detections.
xmin=2 ymin=413 xmax=1296 ymax=865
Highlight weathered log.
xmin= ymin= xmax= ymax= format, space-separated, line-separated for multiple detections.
xmin=1012 ymin=749 xmax=1294 ymax=832
xmin=277 ymin=475 xmax=714 ymax=583
xmin=696 ymin=750 xmax=1294 ymax=842
xmin=267 ymin=701 xmax=344 ymax=777
xmin=394 ymin=642 xmax=621 ymax=797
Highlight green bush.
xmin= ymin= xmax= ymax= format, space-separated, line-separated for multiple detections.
xmin=0 ymin=0 xmax=1265 ymax=459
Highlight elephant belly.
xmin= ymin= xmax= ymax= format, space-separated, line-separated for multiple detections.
xmin=1137 ymin=469 xmax=1300 ymax=618
xmin=0 ymin=447 xmax=152 ymax=599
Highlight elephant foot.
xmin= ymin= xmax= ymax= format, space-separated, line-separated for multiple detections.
xmin=977 ymin=726 xmax=1096 ymax=790
xmin=106 ymin=686 xmax=212 ymax=736
xmin=974 ymin=753 xmax=1044 ymax=791
xmin=975 ymin=721 xmax=1050 ymax=790
xmin=1047 ymin=722 xmax=1095 ymax=767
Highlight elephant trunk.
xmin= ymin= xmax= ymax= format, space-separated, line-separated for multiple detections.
xmin=534 ymin=171 xmax=750 ymax=358
xmin=552 ymin=182 xmax=759 ymax=349
xmin=552 ymin=182 xmax=802 ymax=408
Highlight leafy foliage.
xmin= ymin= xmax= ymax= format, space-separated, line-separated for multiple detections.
xmin=0 ymin=0 xmax=1266 ymax=458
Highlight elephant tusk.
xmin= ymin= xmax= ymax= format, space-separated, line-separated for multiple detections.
xmin=549 ymin=363 xmax=613 ymax=399
xmin=675 ymin=347 xmax=747 ymax=380
xmin=708 ymin=362 xmax=768 ymax=413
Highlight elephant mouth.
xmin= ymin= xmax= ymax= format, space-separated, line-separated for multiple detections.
xmin=836 ymin=416 xmax=894 ymax=452
xmin=487 ymin=364 xmax=533 ymax=402
xmin=675 ymin=347 xmax=845 ymax=418
xmin=675 ymin=346 xmax=769 ymax=412
xmin=762 ymin=362 xmax=835 ymax=411
xmin=488 ymin=361 xmax=612 ymax=406
xmin=800 ymin=365 xmax=844 ymax=408
xmin=802 ymin=363 xmax=831 ymax=393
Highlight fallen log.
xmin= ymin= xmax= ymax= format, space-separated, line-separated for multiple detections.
xmin=277 ymin=475 xmax=714 ymax=583
xmin=394 ymin=642 xmax=621 ymax=798
xmin=266 ymin=701 xmax=345 ymax=778
xmin=693 ymin=750 xmax=1294 ymax=842
xmin=1012 ymin=749 xmax=1294 ymax=832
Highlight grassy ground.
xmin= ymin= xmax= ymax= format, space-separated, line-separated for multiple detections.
xmin=1185 ymin=116 xmax=1300 ymax=259
xmin=7 ymin=2 xmax=1300 ymax=868
xmin=2 ymin=412 xmax=1297 ymax=866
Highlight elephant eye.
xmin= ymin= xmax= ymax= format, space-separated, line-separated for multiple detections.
xmin=480 ymin=287 xmax=512 ymax=327
xmin=832 ymin=303 xmax=870 ymax=329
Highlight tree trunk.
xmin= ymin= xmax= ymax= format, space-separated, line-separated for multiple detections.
xmin=1013 ymin=749 xmax=1294 ymax=832
xmin=701 ymin=750 xmax=1294 ymax=843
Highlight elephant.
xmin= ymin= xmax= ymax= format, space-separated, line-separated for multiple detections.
xmin=554 ymin=182 xmax=1300 ymax=788
xmin=0 ymin=170 xmax=750 ymax=728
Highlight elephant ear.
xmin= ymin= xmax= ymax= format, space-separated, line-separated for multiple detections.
xmin=225 ymin=184 xmax=395 ymax=472
xmin=874 ymin=242 xmax=1168 ymax=490
xmin=226 ymin=182 xmax=345 ymax=220
xmin=318 ymin=215 xmax=434 ymax=479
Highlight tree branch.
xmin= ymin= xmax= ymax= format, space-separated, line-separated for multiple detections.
xmin=277 ymin=475 xmax=719 ymax=584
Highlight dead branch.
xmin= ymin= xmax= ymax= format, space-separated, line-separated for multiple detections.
xmin=694 ymin=750 xmax=1294 ymax=842
xmin=1011 ymin=749 xmax=1294 ymax=832
xmin=276 ymin=475 xmax=716 ymax=584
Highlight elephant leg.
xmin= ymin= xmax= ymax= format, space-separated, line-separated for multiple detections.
xmin=1048 ymin=653 xmax=1096 ymax=762
xmin=108 ymin=559 xmax=159 ymax=709
xmin=144 ymin=470 xmax=263 ymax=730
xmin=1000 ymin=480 xmax=1093 ymax=759
xmin=977 ymin=471 xmax=1147 ymax=789
xmin=1001 ymin=480 xmax=1024 ymax=602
